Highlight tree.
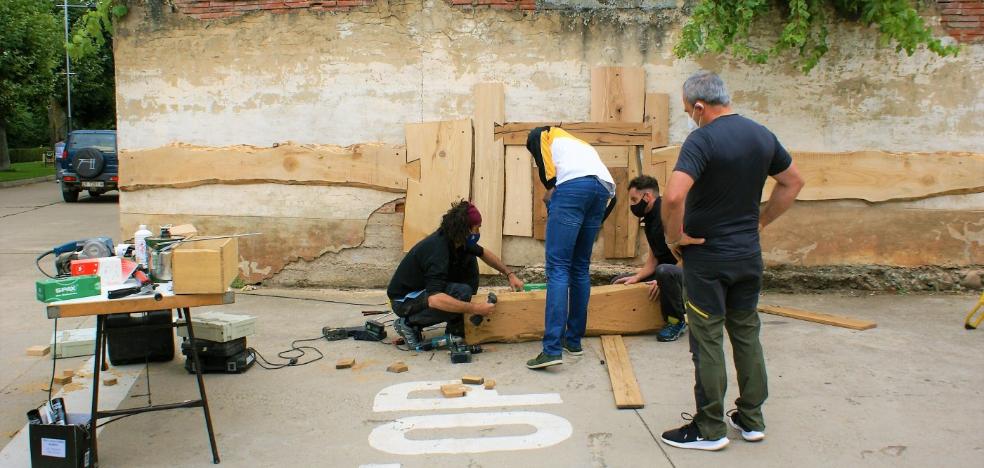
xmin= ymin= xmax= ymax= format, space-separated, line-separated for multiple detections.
xmin=0 ymin=0 xmax=61 ymax=170
xmin=675 ymin=0 xmax=960 ymax=73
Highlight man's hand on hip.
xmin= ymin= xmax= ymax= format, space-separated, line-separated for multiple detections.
xmin=668 ymin=233 xmax=705 ymax=261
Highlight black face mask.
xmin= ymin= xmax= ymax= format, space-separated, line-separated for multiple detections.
xmin=630 ymin=196 xmax=649 ymax=218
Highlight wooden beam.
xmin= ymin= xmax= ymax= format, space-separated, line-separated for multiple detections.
xmin=464 ymin=284 xmax=664 ymax=344
xmin=503 ymin=146 xmax=534 ymax=237
xmin=494 ymin=122 xmax=651 ymax=146
xmin=644 ymin=93 xmax=670 ymax=149
xmin=119 ymin=143 xmax=414 ymax=193
xmin=472 ymin=83 xmax=507 ymax=275
xmin=403 ymin=119 xmax=473 ymax=251
xmin=600 ymin=335 xmax=645 ymax=409
xmin=591 ymin=67 xmax=646 ymax=122
xmin=602 ymin=166 xmax=639 ymax=258
xmin=650 ymin=146 xmax=984 ymax=203
xmin=596 ymin=146 xmax=630 ymax=168
xmin=758 ymin=305 xmax=877 ymax=330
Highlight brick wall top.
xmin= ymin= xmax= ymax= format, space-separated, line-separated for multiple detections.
xmin=172 ymin=0 xmax=535 ymax=20
xmin=938 ymin=0 xmax=984 ymax=43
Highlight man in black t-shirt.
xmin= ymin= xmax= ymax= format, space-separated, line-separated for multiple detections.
xmin=612 ymin=175 xmax=686 ymax=342
xmin=659 ymin=71 xmax=804 ymax=451
xmin=387 ymin=200 xmax=524 ymax=350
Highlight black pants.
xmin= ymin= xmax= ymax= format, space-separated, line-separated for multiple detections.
xmin=611 ymin=263 xmax=685 ymax=323
xmin=391 ymin=282 xmax=474 ymax=336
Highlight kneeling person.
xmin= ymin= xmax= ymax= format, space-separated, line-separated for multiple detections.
xmin=387 ymin=200 xmax=524 ymax=350
xmin=613 ymin=175 xmax=687 ymax=341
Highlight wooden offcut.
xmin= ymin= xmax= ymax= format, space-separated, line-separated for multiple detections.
xmin=103 ymin=377 xmax=118 ymax=386
xmin=464 ymin=284 xmax=664 ymax=344
xmin=644 ymin=93 xmax=670 ymax=149
xmin=758 ymin=305 xmax=877 ymax=331
xmin=26 ymin=345 xmax=50 ymax=357
xmin=495 ymin=122 xmax=651 ymax=146
xmin=403 ymin=119 xmax=474 ymax=251
xmin=336 ymin=358 xmax=355 ymax=369
xmin=600 ymin=335 xmax=645 ymax=409
xmin=503 ymin=146 xmax=534 ymax=237
xmin=119 ymin=143 xmax=416 ymax=192
xmin=53 ymin=375 xmax=72 ymax=385
xmin=387 ymin=361 xmax=409 ymax=373
xmin=63 ymin=370 xmax=75 ymax=378
xmin=650 ymin=146 xmax=984 ymax=203
xmin=441 ymin=384 xmax=468 ymax=398
xmin=532 ymin=169 xmax=548 ymax=241
xmin=472 ymin=84 xmax=507 ymax=275
xmin=462 ymin=375 xmax=484 ymax=385
xmin=484 ymin=379 xmax=496 ymax=390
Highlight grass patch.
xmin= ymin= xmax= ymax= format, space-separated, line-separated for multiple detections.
xmin=0 ymin=161 xmax=56 ymax=183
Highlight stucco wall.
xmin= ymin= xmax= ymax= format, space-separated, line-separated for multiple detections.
xmin=114 ymin=0 xmax=983 ymax=287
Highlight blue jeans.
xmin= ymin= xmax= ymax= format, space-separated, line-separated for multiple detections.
xmin=543 ymin=176 xmax=610 ymax=355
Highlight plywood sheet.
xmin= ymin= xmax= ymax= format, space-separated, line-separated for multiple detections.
xmin=602 ymin=166 xmax=639 ymax=258
xmin=495 ymin=122 xmax=650 ymax=146
xmin=590 ymin=67 xmax=646 ymax=122
xmin=601 ymin=335 xmax=645 ymax=409
xmin=504 ymin=146 xmax=533 ymax=237
xmin=119 ymin=143 xmax=413 ymax=192
xmin=596 ymin=146 xmax=630 ymax=168
xmin=464 ymin=284 xmax=664 ymax=344
xmin=532 ymin=169 xmax=548 ymax=241
xmin=403 ymin=119 xmax=473 ymax=251
xmin=644 ymin=93 xmax=670 ymax=149
xmin=758 ymin=305 xmax=877 ymax=330
xmin=472 ymin=83 xmax=506 ymax=274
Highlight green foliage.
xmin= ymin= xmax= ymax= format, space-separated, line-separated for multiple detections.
xmin=0 ymin=161 xmax=56 ymax=182
xmin=675 ymin=0 xmax=961 ymax=73
xmin=8 ymin=147 xmax=46 ymax=164
xmin=66 ymin=0 xmax=128 ymax=60
xmin=0 ymin=0 xmax=62 ymax=119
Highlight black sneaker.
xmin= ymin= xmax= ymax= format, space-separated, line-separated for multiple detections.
xmin=526 ymin=352 xmax=562 ymax=369
xmin=726 ymin=409 xmax=765 ymax=442
xmin=660 ymin=413 xmax=730 ymax=451
xmin=393 ymin=317 xmax=422 ymax=351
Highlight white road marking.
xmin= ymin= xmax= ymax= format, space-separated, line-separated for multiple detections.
xmin=372 ymin=380 xmax=562 ymax=412
xmin=368 ymin=411 xmax=573 ymax=455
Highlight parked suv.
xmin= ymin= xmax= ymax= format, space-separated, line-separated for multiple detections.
xmin=57 ymin=130 xmax=118 ymax=202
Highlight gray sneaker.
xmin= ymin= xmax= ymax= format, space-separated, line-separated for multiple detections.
xmin=393 ymin=317 xmax=422 ymax=351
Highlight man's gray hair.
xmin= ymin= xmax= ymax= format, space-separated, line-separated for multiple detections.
xmin=683 ymin=70 xmax=731 ymax=106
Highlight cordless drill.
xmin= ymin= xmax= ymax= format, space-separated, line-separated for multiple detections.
xmin=469 ymin=292 xmax=497 ymax=326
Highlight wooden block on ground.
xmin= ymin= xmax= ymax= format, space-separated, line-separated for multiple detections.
xmin=462 ymin=375 xmax=484 ymax=385
xmin=336 ymin=358 xmax=355 ymax=369
xmin=484 ymin=379 xmax=496 ymax=390
xmin=387 ymin=362 xmax=409 ymax=373
xmin=465 ymin=283 xmax=664 ymax=344
xmin=503 ymin=146 xmax=534 ymax=237
xmin=62 ymin=370 xmax=74 ymax=378
xmin=758 ymin=305 xmax=877 ymax=330
xmin=600 ymin=335 xmax=645 ymax=409
xmin=441 ymin=384 xmax=468 ymax=398
xmin=26 ymin=345 xmax=50 ymax=357
xmin=53 ymin=375 xmax=72 ymax=385
xmin=102 ymin=377 xmax=118 ymax=386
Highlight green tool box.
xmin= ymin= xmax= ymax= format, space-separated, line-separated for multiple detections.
xmin=36 ymin=276 xmax=101 ymax=303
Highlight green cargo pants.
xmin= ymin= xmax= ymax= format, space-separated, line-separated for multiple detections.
xmin=684 ymin=256 xmax=769 ymax=440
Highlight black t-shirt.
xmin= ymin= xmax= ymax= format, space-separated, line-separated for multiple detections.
xmin=642 ymin=202 xmax=677 ymax=266
xmin=386 ymin=231 xmax=483 ymax=300
xmin=674 ymin=114 xmax=792 ymax=261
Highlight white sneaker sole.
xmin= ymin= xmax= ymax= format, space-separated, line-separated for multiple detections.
xmin=660 ymin=436 xmax=730 ymax=451
xmin=727 ymin=416 xmax=765 ymax=442
xmin=526 ymin=358 xmax=563 ymax=369
xmin=563 ymin=348 xmax=583 ymax=356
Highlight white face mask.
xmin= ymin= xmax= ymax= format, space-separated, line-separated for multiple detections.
xmin=687 ymin=105 xmax=703 ymax=132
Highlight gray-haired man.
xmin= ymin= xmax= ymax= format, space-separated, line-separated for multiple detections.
xmin=659 ymin=70 xmax=805 ymax=451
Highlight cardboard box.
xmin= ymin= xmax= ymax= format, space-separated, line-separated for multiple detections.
xmin=172 ymin=237 xmax=239 ymax=294
xmin=176 ymin=311 xmax=255 ymax=342
xmin=36 ymin=276 xmax=101 ymax=303
xmin=29 ymin=413 xmax=92 ymax=468
xmin=70 ymin=257 xmax=122 ymax=290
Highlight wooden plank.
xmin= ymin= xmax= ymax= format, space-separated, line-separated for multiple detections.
xmin=596 ymin=146 xmax=629 ymax=168
xmin=644 ymin=93 xmax=670 ymax=149
xmin=652 ymin=146 xmax=984 ymax=203
xmin=473 ymin=83 xmax=507 ymax=275
xmin=47 ymin=291 xmax=235 ymax=319
xmin=590 ymin=67 xmax=646 ymax=122
xmin=403 ymin=119 xmax=473 ymax=251
xmin=758 ymin=305 xmax=877 ymax=330
xmin=602 ymin=167 xmax=637 ymax=258
xmin=600 ymin=335 xmax=645 ymax=409
xmin=119 ymin=143 xmax=414 ymax=193
xmin=503 ymin=146 xmax=534 ymax=237
xmin=464 ymin=284 xmax=664 ymax=344
xmin=494 ymin=122 xmax=651 ymax=146
xmin=532 ymin=169 xmax=548 ymax=241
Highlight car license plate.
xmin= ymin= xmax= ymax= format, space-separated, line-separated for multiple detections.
xmin=81 ymin=181 xmax=104 ymax=188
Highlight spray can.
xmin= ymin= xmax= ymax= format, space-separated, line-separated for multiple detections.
xmin=27 ymin=409 xmax=43 ymax=425
xmin=49 ymin=397 xmax=67 ymax=425
xmin=134 ymin=224 xmax=152 ymax=268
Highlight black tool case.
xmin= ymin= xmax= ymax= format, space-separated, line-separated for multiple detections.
xmin=180 ymin=337 xmax=247 ymax=358
xmin=105 ymin=310 xmax=175 ymax=366
xmin=183 ymin=349 xmax=255 ymax=374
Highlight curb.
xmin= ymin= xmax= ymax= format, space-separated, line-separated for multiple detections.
xmin=0 ymin=175 xmax=57 ymax=189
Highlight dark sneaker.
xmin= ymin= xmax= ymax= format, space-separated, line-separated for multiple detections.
xmin=562 ymin=341 xmax=583 ymax=356
xmin=727 ymin=409 xmax=765 ymax=442
xmin=526 ymin=352 xmax=562 ymax=369
xmin=657 ymin=322 xmax=687 ymax=342
xmin=660 ymin=413 xmax=729 ymax=451
xmin=393 ymin=317 xmax=422 ymax=351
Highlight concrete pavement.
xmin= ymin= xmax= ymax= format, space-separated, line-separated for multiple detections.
xmin=1 ymin=181 xmax=982 ymax=467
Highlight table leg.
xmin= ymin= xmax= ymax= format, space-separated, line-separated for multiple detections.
xmin=183 ymin=307 xmax=221 ymax=464
xmin=89 ymin=315 xmax=104 ymax=467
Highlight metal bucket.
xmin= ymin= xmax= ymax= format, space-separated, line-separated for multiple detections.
xmin=146 ymin=236 xmax=184 ymax=282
